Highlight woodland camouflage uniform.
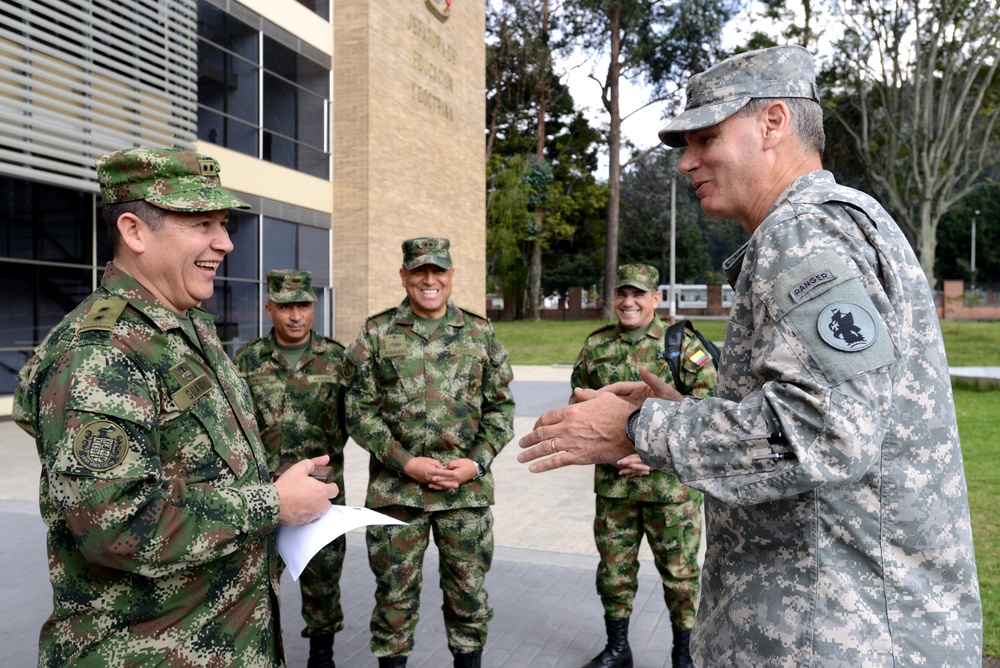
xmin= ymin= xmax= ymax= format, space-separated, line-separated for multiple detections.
xmin=234 ymin=275 xmax=348 ymax=643
xmin=14 ymin=147 xmax=284 ymax=667
xmin=572 ymin=311 xmax=716 ymax=629
xmin=15 ymin=264 xmax=281 ymax=667
xmin=345 ymin=238 xmax=515 ymax=662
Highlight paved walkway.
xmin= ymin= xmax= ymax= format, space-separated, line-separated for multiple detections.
xmin=0 ymin=365 xmax=685 ymax=668
xmin=2 ymin=364 xmax=996 ymax=667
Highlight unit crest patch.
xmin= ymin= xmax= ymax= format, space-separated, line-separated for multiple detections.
xmin=73 ymin=420 xmax=129 ymax=472
xmin=817 ymin=302 xmax=878 ymax=352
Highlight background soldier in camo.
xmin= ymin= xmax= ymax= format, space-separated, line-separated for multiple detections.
xmin=344 ymin=237 xmax=515 ymax=668
xmin=518 ymin=46 xmax=982 ymax=666
xmin=14 ymin=147 xmax=338 ymax=667
xmin=571 ymin=264 xmax=715 ymax=668
xmin=234 ymin=269 xmax=348 ymax=668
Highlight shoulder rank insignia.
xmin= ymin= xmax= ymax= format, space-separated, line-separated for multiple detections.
xmin=79 ymin=298 xmax=127 ymax=333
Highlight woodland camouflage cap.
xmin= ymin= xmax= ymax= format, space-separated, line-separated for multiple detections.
xmin=659 ymin=45 xmax=820 ymax=148
xmin=402 ymin=237 xmax=452 ymax=270
xmin=267 ymin=269 xmax=316 ymax=303
xmin=95 ymin=147 xmax=251 ymax=211
xmin=615 ymin=264 xmax=659 ymax=292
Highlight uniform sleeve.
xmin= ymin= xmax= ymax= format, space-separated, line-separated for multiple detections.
xmin=636 ymin=274 xmax=895 ymax=507
xmin=34 ymin=345 xmax=280 ymax=578
xmin=679 ymin=330 xmax=718 ymax=399
xmin=466 ymin=328 xmax=515 ymax=469
xmin=569 ymin=340 xmax=591 ymax=403
xmin=344 ymin=323 xmax=414 ymax=473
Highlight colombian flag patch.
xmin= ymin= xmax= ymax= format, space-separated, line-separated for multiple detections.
xmin=689 ymin=349 xmax=710 ymax=366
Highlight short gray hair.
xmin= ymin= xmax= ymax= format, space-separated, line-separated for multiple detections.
xmin=738 ymin=98 xmax=825 ymax=154
xmin=102 ymin=200 xmax=166 ymax=255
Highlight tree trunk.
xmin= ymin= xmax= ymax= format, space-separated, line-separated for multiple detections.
xmin=601 ymin=5 xmax=623 ymax=320
xmin=528 ymin=0 xmax=550 ymax=322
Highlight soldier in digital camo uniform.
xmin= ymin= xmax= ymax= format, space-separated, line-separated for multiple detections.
xmin=518 ymin=46 xmax=983 ymax=666
xmin=13 ymin=147 xmax=339 ymax=667
xmin=571 ymin=264 xmax=715 ymax=668
xmin=234 ymin=269 xmax=348 ymax=668
xmin=344 ymin=238 xmax=515 ymax=668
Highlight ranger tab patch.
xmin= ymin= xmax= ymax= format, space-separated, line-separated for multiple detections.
xmin=817 ymin=302 xmax=878 ymax=352
xmin=73 ymin=420 xmax=129 ymax=472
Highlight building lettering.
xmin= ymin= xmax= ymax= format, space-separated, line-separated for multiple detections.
xmin=407 ymin=13 xmax=457 ymax=64
xmin=412 ymin=83 xmax=453 ymax=121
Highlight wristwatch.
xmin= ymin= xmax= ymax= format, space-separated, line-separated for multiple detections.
xmin=625 ymin=408 xmax=642 ymax=444
xmin=472 ymin=461 xmax=486 ymax=480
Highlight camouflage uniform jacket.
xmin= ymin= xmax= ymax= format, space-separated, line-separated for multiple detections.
xmin=345 ymin=299 xmax=515 ymax=511
xmin=13 ymin=263 xmax=282 ymax=668
xmin=571 ymin=315 xmax=715 ymax=502
xmin=234 ymin=330 xmax=347 ymax=501
xmin=634 ymin=171 xmax=982 ymax=666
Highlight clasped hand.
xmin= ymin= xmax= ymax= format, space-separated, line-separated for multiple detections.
xmin=403 ymin=457 xmax=478 ymax=490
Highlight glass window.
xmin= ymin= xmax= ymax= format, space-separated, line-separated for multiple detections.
xmin=219 ymin=210 xmax=259 ymax=280
xmin=204 ymin=279 xmax=260 ymax=355
xmin=262 ymin=218 xmax=297 ymax=271
xmin=299 ymin=225 xmax=329 ymax=285
xmin=262 ymin=218 xmax=329 ymax=286
xmin=293 ymin=0 xmax=329 ymax=21
xmin=197 ymin=1 xmax=330 ymax=179
xmin=0 ymin=261 xmax=94 ymax=394
xmin=0 ymin=177 xmax=92 ymax=264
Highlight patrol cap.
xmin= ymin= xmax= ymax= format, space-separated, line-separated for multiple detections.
xmin=658 ymin=45 xmax=820 ymax=148
xmin=95 ymin=147 xmax=251 ymax=211
xmin=267 ymin=269 xmax=316 ymax=304
xmin=402 ymin=237 xmax=452 ymax=270
xmin=615 ymin=264 xmax=659 ymax=292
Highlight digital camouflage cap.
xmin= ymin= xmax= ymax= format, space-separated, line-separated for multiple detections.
xmin=658 ymin=45 xmax=820 ymax=148
xmin=402 ymin=237 xmax=452 ymax=270
xmin=267 ymin=269 xmax=316 ymax=304
xmin=616 ymin=264 xmax=659 ymax=292
xmin=95 ymin=147 xmax=251 ymax=211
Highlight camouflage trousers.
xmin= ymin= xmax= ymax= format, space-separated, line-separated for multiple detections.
xmin=594 ymin=496 xmax=702 ymax=629
xmin=366 ymin=505 xmax=494 ymax=657
xmin=277 ymin=534 xmax=345 ymax=637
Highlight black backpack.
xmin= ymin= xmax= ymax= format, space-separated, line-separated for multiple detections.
xmin=661 ymin=320 xmax=721 ymax=394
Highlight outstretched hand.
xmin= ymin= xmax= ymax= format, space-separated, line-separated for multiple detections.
xmin=517 ymin=391 xmax=636 ymax=473
xmin=517 ymin=365 xmax=684 ymax=474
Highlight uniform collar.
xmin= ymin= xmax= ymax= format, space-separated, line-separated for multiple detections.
xmin=101 ymin=262 xmax=214 ymax=332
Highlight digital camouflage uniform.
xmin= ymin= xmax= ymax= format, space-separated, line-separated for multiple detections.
xmin=14 ymin=263 xmax=282 ymax=667
xmin=572 ymin=312 xmax=715 ymax=629
xmin=345 ymin=295 xmax=515 ymax=659
xmin=234 ymin=316 xmax=348 ymax=640
xmin=634 ymin=170 xmax=983 ymax=667
xmin=643 ymin=45 xmax=983 ymax=667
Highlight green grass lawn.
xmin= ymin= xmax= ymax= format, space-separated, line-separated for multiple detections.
xmin=495 ymin=317 xmax=1000 ymax=656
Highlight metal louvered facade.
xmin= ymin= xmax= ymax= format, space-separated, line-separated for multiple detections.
xmin=0 ymin=0 xmax=198 ymax=194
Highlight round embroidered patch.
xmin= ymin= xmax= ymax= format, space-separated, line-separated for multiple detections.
xmin=73 ymin=420 xmax=129 ymax=472
xmin=817 ymin=302 xmax=878 ymax=352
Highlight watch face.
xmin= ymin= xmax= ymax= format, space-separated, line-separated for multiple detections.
xmin=626 ymin=409 xmax=641 ymax=443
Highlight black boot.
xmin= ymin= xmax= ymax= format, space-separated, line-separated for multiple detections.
xmin=377 ymin=656 xmax=408 ymax=668
xmin=306 ymin=635 xmax=335 ymax=668
xmin=583 ymin=615 xmax=632 ymax=668
xmin=454 ymin=649 xmax=483 ymax=668
xmin=671 ymin=627 xmax=694 ymax=668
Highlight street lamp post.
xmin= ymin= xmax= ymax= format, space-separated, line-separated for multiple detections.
xmin=971 ymin=209 xmax=980 ymax=290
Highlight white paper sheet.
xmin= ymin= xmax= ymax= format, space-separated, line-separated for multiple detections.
xmin=276 ymin=506 xmax=406 ymax=580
